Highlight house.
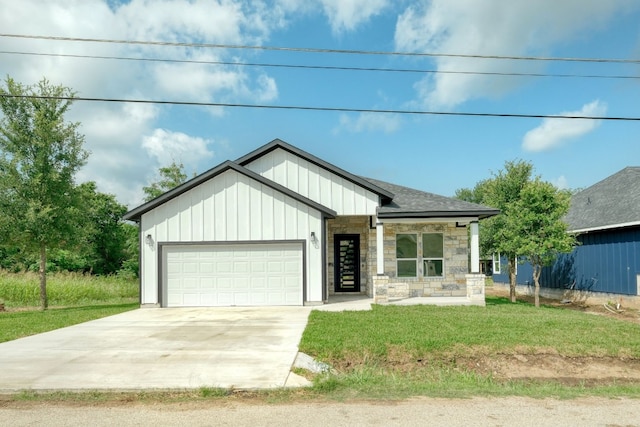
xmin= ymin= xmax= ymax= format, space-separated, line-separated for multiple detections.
xmin=493 ymin=167 xmax=640 ymax=297
xmin=123 ymin=139 xmax=499 ymax=308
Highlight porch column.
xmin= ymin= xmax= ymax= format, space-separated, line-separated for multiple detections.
xmin=376 ymin=219 xmax=384 ymax=275
xmin=470 ymin=221 xmax=480 ymax=274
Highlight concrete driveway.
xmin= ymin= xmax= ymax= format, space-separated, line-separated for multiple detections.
xmin=0 ymin=306 xmax=311 ymax=391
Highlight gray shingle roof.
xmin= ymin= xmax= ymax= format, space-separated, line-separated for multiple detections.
xmin=565 ymin=167 xmax=640 ymax=232
xmin=363 ymin=177 xmax=500 ymax=219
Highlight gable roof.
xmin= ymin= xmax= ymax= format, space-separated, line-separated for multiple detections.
xmin=123 ymin=160 xmax=337 ymax=222
xmin=565 ymin=167 xmax=640 ymax=233
xmin=364 ymin=177 xmax=500 ymax=219
xmin=236 ymin=138 xmax=395 ymax=203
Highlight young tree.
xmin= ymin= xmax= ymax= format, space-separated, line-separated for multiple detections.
xmin=504 ymin=180 xmax=576 ymax=307
xmin=458 ymin=160 xmax=533 ymax=302
xmin=0 ymin=77 xmax=88 ymax=310
xmin=142 ymin=161 xmax=189 ymax=201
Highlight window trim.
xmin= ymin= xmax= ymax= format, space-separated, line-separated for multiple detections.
xmin=492 ymin=252 xmax=501 ymax=274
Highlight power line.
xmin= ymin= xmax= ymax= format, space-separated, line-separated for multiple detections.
xmin=2 ymin=33 xmax=640 ymax=64
xmin=2 ymin=50 xmax=639 ymax=81
xmin=1 ymin=94 xmax=638 ymax=121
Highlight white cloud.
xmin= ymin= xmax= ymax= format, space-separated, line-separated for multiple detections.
xmin=142 ymin=129 xmax=214 ymax=166
xmin=394 ymin=0 xmax=639 ymax=109
xmin=337 ymin=112 xmax=401 ymax=134
xmin=319 ymin=0 xmax=390 ymax=33
xmin=522 ymin=100 xmax=607 ymax=152
xmin=0 ymin=0 xmax=288 ymax=206
xmin=553 ymin=175 xmax=569 ymax=190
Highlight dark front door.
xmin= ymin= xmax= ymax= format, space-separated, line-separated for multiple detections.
xmin=334 ymin=234 xmax=360 ymax=292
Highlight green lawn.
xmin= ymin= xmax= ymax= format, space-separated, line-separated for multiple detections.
xmin=299 ymin=297 xmax=640 ymax=399
xmin=0 ymin=303 xmax=139 ymax=343
xmin=0 ymin=271 xmax=139 ymax=342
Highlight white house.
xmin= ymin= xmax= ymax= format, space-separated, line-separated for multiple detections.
xmin=123 ymin=139 xmax=499 ymax=307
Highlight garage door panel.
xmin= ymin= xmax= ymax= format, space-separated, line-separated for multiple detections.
xmin=164 ymin=243 xmax=303 ymax=307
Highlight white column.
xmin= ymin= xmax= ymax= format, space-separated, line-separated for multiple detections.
xmin=470 ymin=221 xmax=480 ymax=273
xmin=376 ymin=218 xmax=385 ymax=275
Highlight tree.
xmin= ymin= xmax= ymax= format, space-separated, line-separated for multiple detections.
xmin=0 ymin=77 xmax=88 ymax=310
xmin=142 ymin=161 xmax=189 ymax=201
xmin=456 ymin=160 xmax=533 ymax=302
xmin=504 ymin=179 xmax=576 ymax=307
xmin=78 ymin=182 xmax=129 ymax=275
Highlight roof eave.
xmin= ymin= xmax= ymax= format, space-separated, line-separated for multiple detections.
xmin=122 ymin=160 xmax=337 ymax=221
xmin=376 ymin=210 xmax=500 ymax=219
xmin=569 ymin=220 xmax=640 ymax=234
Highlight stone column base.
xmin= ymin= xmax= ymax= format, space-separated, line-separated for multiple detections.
xmin=373 ymin=275 xmax=389 ymax=304
xmin=466 ymin=273 xmax=486 ymax=306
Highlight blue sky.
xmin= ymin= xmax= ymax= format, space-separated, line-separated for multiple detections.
xmin=1 ymin=0 xmax=639 ymax=207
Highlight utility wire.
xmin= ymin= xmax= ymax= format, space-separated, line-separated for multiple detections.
xmin=2 ymin=50 xmax=639 ymax=80
xmin=2 ymin=33 xmax=640 ymax=64
xmin=1 ymin=94 xmax=638 ymax=121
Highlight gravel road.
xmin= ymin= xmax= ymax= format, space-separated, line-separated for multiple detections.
xmin=2 ymin=397 xmax=639 ymax=426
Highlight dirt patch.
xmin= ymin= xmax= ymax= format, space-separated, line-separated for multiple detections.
xmin=486 ymin=286 xmax=640 ymax=324
xmin=332 ymin=293 xmax=640 ymax=387
xmin=457 ymin=354 xmax=640 ymax=385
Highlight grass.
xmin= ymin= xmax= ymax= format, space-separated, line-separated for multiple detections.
xmin=0 ymin=270 xmax=138 ymax=308
xmin=298 ymin=296 xmax=640 ymax=399
xmin=3 ymin=276 xmax=640 ymax=402
xmin=0 ymin=303 xmax=139 ymax=343
xmin=0 ymin=270 xmax=139 ymax=342
xmin=300 ymin=297 xmax=640 ymax=361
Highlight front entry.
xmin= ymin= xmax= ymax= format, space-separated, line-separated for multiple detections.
xmin=334 ymin=234 xmax=361 ymax=292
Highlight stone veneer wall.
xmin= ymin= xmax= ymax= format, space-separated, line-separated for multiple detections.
xmin=326 ymin=216 xmax=371 ymax=296
xmin=367 ymin=222 xmax=469 ymax=298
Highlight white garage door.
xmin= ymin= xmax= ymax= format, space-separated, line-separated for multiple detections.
xmin=163 ymin=243 xmax=303 ymax=307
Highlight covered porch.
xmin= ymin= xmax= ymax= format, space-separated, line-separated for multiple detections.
xmin=325 ymin=214 xmax=486 ymax=306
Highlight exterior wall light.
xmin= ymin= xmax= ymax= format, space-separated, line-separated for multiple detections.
xmin=145 ymin=234 xmax=153 ymax=246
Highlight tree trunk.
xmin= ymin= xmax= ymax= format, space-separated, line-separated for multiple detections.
xmin=533 ymin=264 xmax=541 ymax=308
xmin=39 ymin=243 xmax=48 ymax=310
xmin=508 ymin=258 xmax=517 ymax=303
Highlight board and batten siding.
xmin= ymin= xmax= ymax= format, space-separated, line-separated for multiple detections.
xmin=245 ymin=148 xmax=379 ymax=215
xmin=140 ymin=169 xmax=324 ymax=305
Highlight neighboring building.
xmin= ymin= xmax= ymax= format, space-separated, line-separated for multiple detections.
xmin=124 ymin=139 xmax=499 ymax=308
xmin=493 ymin=167 xmax=640 ymax=296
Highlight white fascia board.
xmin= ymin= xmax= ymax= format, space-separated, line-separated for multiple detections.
xmin=570 ymin=220 xmax=640 ymax=234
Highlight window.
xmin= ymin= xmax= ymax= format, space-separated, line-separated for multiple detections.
xmin=422 ymin=233 xmax=443 ymax=277
xmin=395 ymin=232 xmax=445 ymax=278
xmin=396 ymin=234 xmax=417 ymax=277
xmin=492 ymin=253 xmax=501 ymax=274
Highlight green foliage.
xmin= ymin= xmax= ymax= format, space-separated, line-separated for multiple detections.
xmin=455 ymin=160 xmax=576 ymax=303
xmin=142 ymin=161 xmax=189 ymax=201
xmin=504 ymin=179 xmax=577 ymax=306
xmin=0 ymin=77 xmax=88 ymax=251
xmin=0 ymin=76 xmax=89 ymax=309
xmin=76 ymin=182 xmax=132 ymax=275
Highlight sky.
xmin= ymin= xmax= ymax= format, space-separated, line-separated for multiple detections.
xmin=1 ymin=0 xmax=639 ymax=208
